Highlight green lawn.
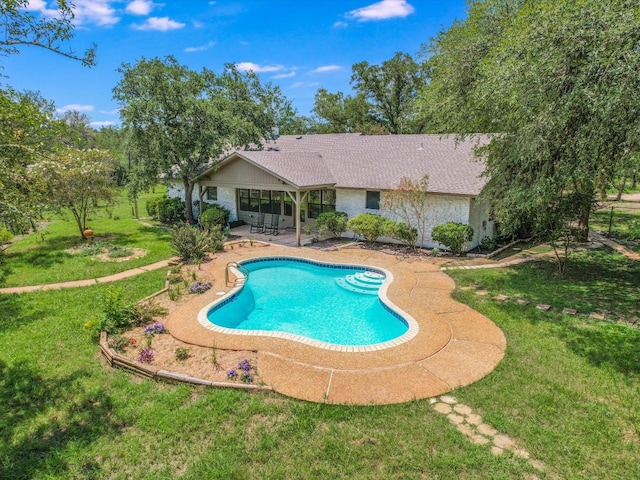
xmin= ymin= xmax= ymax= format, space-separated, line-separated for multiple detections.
xmin=1 ymin=188 xmax=173 ymax=287
xmin=1 ymin=248 xmax=639 ymax=479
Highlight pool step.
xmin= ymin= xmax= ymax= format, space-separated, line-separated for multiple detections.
xmin=336 ymin=271 xmax=385 ymax=295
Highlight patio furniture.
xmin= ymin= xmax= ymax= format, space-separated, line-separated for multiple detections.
xmin=249 ymin=212 xmax=265 ymax=233
xmin=263 ymin=213 xmax=280 ymax=235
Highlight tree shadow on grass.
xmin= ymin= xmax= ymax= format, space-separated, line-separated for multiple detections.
xmin=0 ymin=294 xmax=38 ymax=334
xmin=560 ymin=322 xmax=640 ymax=376
xmin=0 ymin=359 xmax=124 ymax=479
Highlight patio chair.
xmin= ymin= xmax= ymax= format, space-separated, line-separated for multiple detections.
xmin=263 ymin=213 xmax=280 ymax=235
xmin=249 ymin=212 xmax=265 ymax=233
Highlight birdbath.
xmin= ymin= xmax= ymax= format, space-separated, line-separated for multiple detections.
xmin=83 ymin=227 xmax=94 ymax=246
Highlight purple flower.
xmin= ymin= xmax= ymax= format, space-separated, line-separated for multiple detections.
xmin=138 ymin=348 xmax=154 ymax=364
xmin=227 ymin=368 xmax=237 ymax=380
xmin=153 ymin=322 xmax=164 ymax=334
xmin=238 ymin=359 xmax=251 ymax=372
xmin=189 ymin=281 xmax=212 ymax=294
xmin=144 ymin=325 xmax=155 ymax=336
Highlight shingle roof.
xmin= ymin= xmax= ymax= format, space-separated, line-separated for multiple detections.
xmin=203 ymin=133 xmax=488 ymax=196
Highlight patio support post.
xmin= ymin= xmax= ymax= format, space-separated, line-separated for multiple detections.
xmin=198 ymin=184 xmax=204 ymax=217
xmin=286 ymin=190 xmax=308 ymax=247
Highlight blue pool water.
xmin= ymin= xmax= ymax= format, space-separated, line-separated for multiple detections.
xmin=206 ymin=258 xmax=409 ymax=346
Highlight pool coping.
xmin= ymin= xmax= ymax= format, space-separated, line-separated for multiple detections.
xmin=196 ymin=256 xmax=420 ymax=352
xmin=165 ymin=244 xmax=507 ymax=405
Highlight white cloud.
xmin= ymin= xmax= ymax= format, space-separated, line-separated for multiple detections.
xmin=56 ymin=104 xmax=94 ymax=113
xmin=126 ymin=0 xmax=154 ymax=16
xmin=291 ymin=81 xmax=320 ymax=89
xmin=235 ymin=62 xmax=283 ymax=73
xmin=346 ymin=0 xmax=415 ymax=22
xmin=134 ymin=16 xmax=185 ymax=31
xmin=99 ymin=108 xmax=120 ymax=115
xmin=272 ymin=71 xmax=296 ymax=79
xmin=333 ymin=21 xmax=348 ymax=28
xmin=24 ymin=0 xmax=59 ymax=17
xmin=184 ymin=41 xmax=216 ymax=53
xmin=73 ymin=0 xmax=120 ymax=26
xmin=90 ymin=121 xmax=116 ymax=128
xmin=311 ymin=65 xmax=341 ymax=74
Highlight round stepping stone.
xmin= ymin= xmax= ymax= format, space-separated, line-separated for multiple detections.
xmin=493 ymin=434 xmax=516 ymax=449
xmin=491 ymin=446 xmax=504 ymax=456
xmin=466 ymin=414 xmax=483 ymax=425
xmin=477 ymin=423 xmax=498 ymax=437
xmin=440 ymin=395 xmax=457 ymax=404
xmin=456 ymin=424 xmax=474 ymax=437
xmin=433 ymin=403 xmax=452 ymax=414
xmin=453 ymin=403 xmax=472 ymax=415
xmin=447 ymin=413 xmax=465 ymax=425
xmin=513 ymin=448 xmax=530 ymax=459
xmin=471 ymin=434 xmax=490 ymax=445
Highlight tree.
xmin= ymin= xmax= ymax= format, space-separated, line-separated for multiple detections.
xmin=432 ymin=222 xmax=473 ymax=256
xmin=32 ymin=148 xmax=116 ymax=239
xmin=0 ymin=87 xmax=64 ymax=232
xmin=311 ymin=88 xmax=374 ymax=133
xmin=351 ymin=52 xmax=424 ymax=134
xmin=421 ymin=0 xmax=640 ymax=243
xmin=0 ymin=0 xmax=96 ymax=67
xmin=381 ymin=175 xmax=429 ymax=248
xmin=113 ymin=56 xmax=285 ymax=224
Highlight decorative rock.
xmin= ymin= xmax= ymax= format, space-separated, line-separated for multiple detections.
xmin=589 ymin=312 xmax=605 ymax=320
xmin=440 ymin=395 xmax=457 ymax=404
xmin=516 ymin=299 xmax=530 ymax=306
xmin=495 ymin=294 xmax=509 ymax=301
xmin=535 ymin=304 xmax=551 ymax=311
xmin=453 ymin=403 xmax=473 ymax=415
xmin=466 ymin=414 xmax=483 ymax=425
xmin=433 ymin=403 xmax=453 ymax=414
xmin=447 ymin=413 xmax=465 ymax=425
xmin=470 ymin=435 xmax=490 ymax=445
xmin=429 ymin=398 xmax=437 ymax=404
xmin=562 ymin=308 xmax=577 ymax=315
xmin=477 ymin=423 xmax=498 ymax=437
xmin=493 ymin=434 xmax=516 ymax=449
xmin=490 ymin=446 xmax=504 ymax=456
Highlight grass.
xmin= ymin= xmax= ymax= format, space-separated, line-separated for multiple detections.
xmin=1 ymin=247 xmax=639 ymax=478
xmin=0 ymin=188 xmax=173 ymax=287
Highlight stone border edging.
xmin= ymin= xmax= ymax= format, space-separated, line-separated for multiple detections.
xmin=99 ymin=331 xmax=273 ymax=393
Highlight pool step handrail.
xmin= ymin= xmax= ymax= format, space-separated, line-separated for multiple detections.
xmin=225 ymin=261 xmax=249 ymax=287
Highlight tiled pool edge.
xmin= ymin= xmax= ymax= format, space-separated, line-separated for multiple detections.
xmin=196 ymin=255 xmax=420 ymax=352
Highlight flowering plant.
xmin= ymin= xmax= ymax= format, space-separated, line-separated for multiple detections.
xmin=228 ymin=359 xmax=255 ymax=383
xmin=144 ymin=322 xmax=165 ymax=336
xmin=138 ymin=348 xmax=154 ymax=364
xmin=189 ymin=281 xmax=212 ymax=294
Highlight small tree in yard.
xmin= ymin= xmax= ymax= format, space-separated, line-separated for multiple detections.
xmin=381 ymin=175 xmax=429 ymax=248
xmin=170 ymin=224 xmax=224 ymax=263
xmin=316 ymin=211 xmax=348 ymax=238
xmin=432 ymin=222 xmax=474 ymax=256
xmin=33 ymin=148 xmax=116 ymax=239
xmin=347 ymin=214 xmax=392 ymax=243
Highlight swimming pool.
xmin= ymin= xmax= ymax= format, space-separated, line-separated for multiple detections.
xmin=198 ymin=257 xmax=418 ymax=349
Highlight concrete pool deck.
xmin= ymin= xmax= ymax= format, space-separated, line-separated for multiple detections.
xmin=165 ymin=243 xmax=506 ymax=405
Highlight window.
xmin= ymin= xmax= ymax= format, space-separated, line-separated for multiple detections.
xmin=366 ymin=191 xmax=380 ymax=210
xmin=206 ymin=186 xmax=217 ymax=201
xmin=308 ymin=189 xmax=337 ymax=219
xmin=238 ymin=189 xmax=260 ymax=212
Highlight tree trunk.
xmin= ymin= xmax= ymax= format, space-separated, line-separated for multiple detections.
xmin=577 ymin=207 xmax=590 ymax=242
xmin=615 ymin=174 xmax=627 ymax=201
xmin=183 ymin=177 xmax=195 ymax=224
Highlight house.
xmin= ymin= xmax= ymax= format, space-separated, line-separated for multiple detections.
xmin=168 ymin=133 xmax=495 ymax=250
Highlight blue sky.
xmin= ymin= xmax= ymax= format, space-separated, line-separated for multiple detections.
xmin=2 ymin=0 xmax=468 ymax=128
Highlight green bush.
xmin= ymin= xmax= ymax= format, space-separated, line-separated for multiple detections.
xmin=626 ymin=219 xmax=640 ymax=241
xmin=0 ymin=228 xmax=13 ymax=244
xmin=146 ymin=197 xmax=160 ymax=219
xmin=170 ymin=224 xmax=225 ymax=263
xmin=157 ymin=197 xmax=185 ymax=223
xmin=432 ymin=222 xmax=474 ymax=255
xmin=383 ymin=220 xmax=418 ymax=249
xmin=316 ymin=211 xmax=348 ymax=238
xmin=200 ymin=204 xmax=230 ymax=231
xmin=347 ymin=214 xmax=393 ymax=243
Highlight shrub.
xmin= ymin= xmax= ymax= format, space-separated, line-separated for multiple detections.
xmin=347 ymin=214 xmax=393 ymax=243
xmin=170 ymin=224 xmax=225 ymax=263
xmin=156 ymin=197 xmax=185 ymax=223
xmin=432 ymin=222 xmax=474 ymax=255
xmin=146 ymin=197 xmax=160 ymax=219
xmin=480 ymin=235 xmax=497 ymax=251
xmin=94 ymin=287 xmax=139 ymax=335
xmin=0 ymin=228 xmax=13 ymax=244
xmin=200 ymin=204 xmax=230 ymax=231
xmin=316 ymin=211 xmax=348 ymax=238
xmin=627 ymin=219 xmax=640 ymax=241
xmin=382 ymin=220 xmax=418 ymax=249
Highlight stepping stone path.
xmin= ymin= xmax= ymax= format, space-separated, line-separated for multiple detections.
xmin=430 ymin=395 xmax=545 ymax=474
